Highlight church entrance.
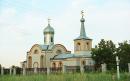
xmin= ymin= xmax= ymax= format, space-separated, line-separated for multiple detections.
xmin=33 ymin=62 xmax=39 ymax=68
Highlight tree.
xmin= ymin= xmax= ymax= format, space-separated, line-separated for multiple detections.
xmin=116 ymin=41 xmax=130 ymax=71
xmin=92 ymin=39 xmax=116 ymax=70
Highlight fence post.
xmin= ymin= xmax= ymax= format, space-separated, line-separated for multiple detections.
xmin=13 ymin=67 xmax=16 ymax=75
xmin=10 ymin=67 xmax=12 ymax=75
xmin=34 ymin=67 xmax=38 ymax=74
xmin=101 ymin=63 xmax=106 ymax=72
xmin=62 ymin=65 xmax=66 ymax=73
xmin=47 ymin=67 xmax=50 ymax=75
xmin=80 ymin=65 xmax=84 ymax=73
xmin=23 ymin=67 xmax=26 ymax=75
xmin=1 ymin=67 xmax=4 ymax=75
xmin=128 ymin=63 xmax=130 ymax=73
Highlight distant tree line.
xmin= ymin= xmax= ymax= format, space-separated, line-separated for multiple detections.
xmin=92 ymin=39 xmax=130 ymax=72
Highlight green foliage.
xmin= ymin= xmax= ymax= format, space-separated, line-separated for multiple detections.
xmin=92 ymin=39 xmax=116 ymax=70
xmin=116 ymin=41 xmax=130 ymax=71
xmin=92 ymin=39 xmax=130 ymax=71
xmin=0 ymin=73 xmax=129 ymax=81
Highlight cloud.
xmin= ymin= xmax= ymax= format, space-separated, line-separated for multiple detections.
xmin=0 ymin=0 xmax=130 ymax=67
xmin=0 ymin=8 xmax=45 ymax=67
xmin=53 ymin=0 xmax=130 ymax=49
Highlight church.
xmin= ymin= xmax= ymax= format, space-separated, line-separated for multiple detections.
xmin=21 ymin=11 xmax=94 ymax=70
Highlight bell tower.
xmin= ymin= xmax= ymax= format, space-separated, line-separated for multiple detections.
xmin=43 ymin=19 xmax=54 ymax=45
xmin=74 ymin=11 xmax=92 ymax=54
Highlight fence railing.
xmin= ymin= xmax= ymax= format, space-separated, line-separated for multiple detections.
xmin=0 ymin=66 xmax=94 ymax=75
xmin=1 ymin=63 xmax=130 ymax=75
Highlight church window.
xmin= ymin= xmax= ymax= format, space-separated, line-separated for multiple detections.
xmin=86 ymin=42 xmax=89 ymax=50
xmin=51 ymin=37 xmax=53 ymax=42
xmin=56 ymin=50 xmax=62 ymax=54
xmin=58 ymin=62 xmax=62 ymax=68
xmin=34 ymin=49 xmax=39 ymax=54
xmin=76 ymin=43 xmax=81 ymax=51
xmin=82 ymin=60 xmax=86 ymax=66
xmin=44 ymin=37 xmax=46 ymax=43
xmin=52 ymin=62 xmax=56 ymax=69
xmin=78 ymin=43 xmax=80 ymax=45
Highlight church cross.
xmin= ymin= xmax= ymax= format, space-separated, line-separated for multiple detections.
xmin=48 ymin=18 xmax=51 ymax=24
xmin=81 ymin=10 xmax=84 ymax=18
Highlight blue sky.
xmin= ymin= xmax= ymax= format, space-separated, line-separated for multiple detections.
xmin=0 ymin=0 xmax=130 ymax=67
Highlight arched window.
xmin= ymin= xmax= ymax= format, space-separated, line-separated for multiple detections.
xmin=40 ymin=55 xmax=44 ymax=68
xmin=52 ymin=62 xmax=56 ymax=68
xmin=28 ymin=56 xmax=32 ymax=68
xmin=56 ymin=50 xmax=62 ymax=54
xmin=34 ymin=49 xmax=39 ymax=54
xmin=86 ymin=42 xmax=89 ymax=50
xmin=44 ymin=36 xmax=46 ymax=43
xmin=51 ymin=37 xmax=53 ymax=42
xmin=58 ymin=62 xmax=62 ymax=68
xmin=76 ymin=43 xmax=81 ymax=51
xmin=82 ymin=60 xmax=86 ymax=66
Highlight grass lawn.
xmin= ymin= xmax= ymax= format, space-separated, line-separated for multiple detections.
xmin=0 ymin=73 xmax=130 ymax=81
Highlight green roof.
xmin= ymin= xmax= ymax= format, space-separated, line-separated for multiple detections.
xmin=44 ymin=24 xmax=54 ymax=34
xmin=39 ymin=44 xmax=54 ymax=51
xmin=52 ymin=51 xmax=92 ymax=60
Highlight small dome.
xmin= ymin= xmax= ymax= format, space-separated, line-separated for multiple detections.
xmin=80 ymin=17 xmax=85 ymax=22
xmin=44 ymin=24 xmax=54 ymax=34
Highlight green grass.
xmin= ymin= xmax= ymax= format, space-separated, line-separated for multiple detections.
xmin=0 ymin=73 xmax=130 ymax=81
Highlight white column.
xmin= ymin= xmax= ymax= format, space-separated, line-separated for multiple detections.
xmin=13 ymin=67 xmax=16 ymax=75
xmin=1 ymin=67 xmax=4 ymax=75
xmin=128 ymin=63 xmax=130 ymax=73
xmin=101 ymin=63 xmax=106 ymax=72
xmin=23 ymin=67 xmax=26 ymax=75
xmin=116 ymin=56 xmax=120 ymax=80
xmin=10 ymin=67 xmax=12 ymax=75
xmin=47 ymin=67 xmax=50 ymax=75
xmin=62 ymin=65 xmax=66 ymax=73
xmin=34 ymin=67 xmax=37 ymax=74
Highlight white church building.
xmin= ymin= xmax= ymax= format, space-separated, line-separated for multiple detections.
xmin=21 ymin=12 xmax=94 ymax=71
